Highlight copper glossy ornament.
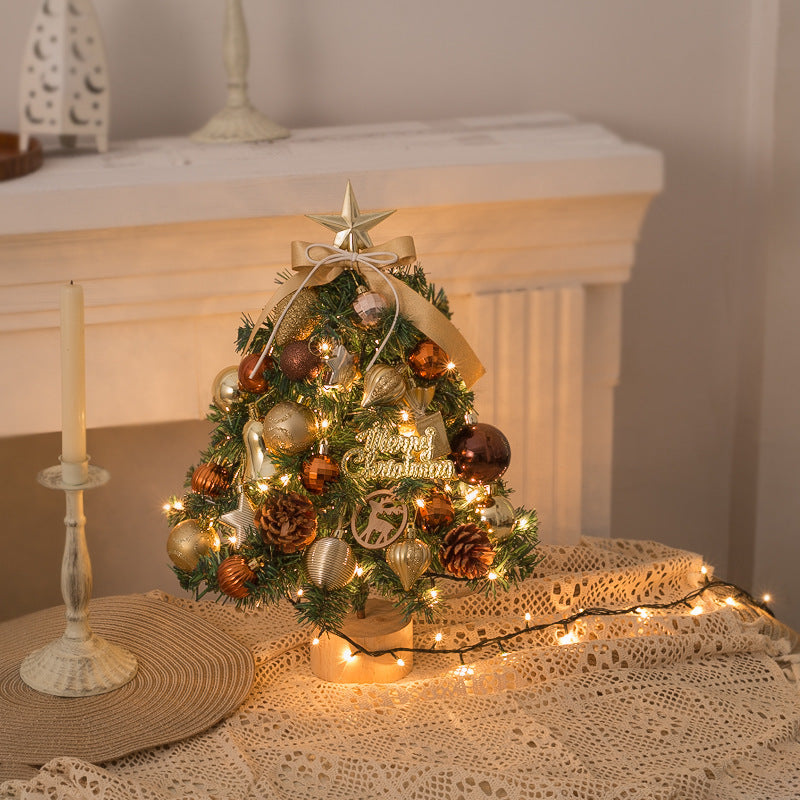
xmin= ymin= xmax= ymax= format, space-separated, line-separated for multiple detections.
xmin=191 ymin=462 xmax=231 ymax=497
xmin=279 ymin=339 xmax=322 ymax=381
xmin=212 ymin=366 xmax=240 ymax=412
xmin=217 ymin=555 xmax=257 ymax=599
xmin=261 ymin=401 xmax=316 ymax=455
xmin=417 ymin=492 xmax=455 ymax=533
xmin=167 ymin=519 xmax=218 ymax=572
xmin=238 ymin=353 xmax=271 ymax=394
xmin=408 ymin=340 xmax=449 ymax=381
xmin=301 ymin=453 xmax=340 ymax=495
xmin=449 ymin=422 xmax=511 ymax=485
xmin=361 ymin=364 xmax=407 ymax=408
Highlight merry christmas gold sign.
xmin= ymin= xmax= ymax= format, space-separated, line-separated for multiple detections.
xmin=342 ymin=426 xmax=455 ymax=481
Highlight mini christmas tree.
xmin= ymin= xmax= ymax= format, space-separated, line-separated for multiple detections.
xmin=165 ymin=183 xmax=540 ymax=637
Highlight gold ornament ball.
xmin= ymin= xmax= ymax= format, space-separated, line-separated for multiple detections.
xmin=269 ymin=288 xmax=320 ymax=346
xmin=479 ymin=495 xmax=516 ymax=541
xmin=167 ymin=519 xmax=218 ymax=572
xmin=261 ymin=401 xmax=317 ymax=455
xmin=212 ymin=366 xmax=240 ymax=412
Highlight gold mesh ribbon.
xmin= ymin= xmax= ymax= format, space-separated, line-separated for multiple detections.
xmin=245 ymin=238 xmax=485 ymax=388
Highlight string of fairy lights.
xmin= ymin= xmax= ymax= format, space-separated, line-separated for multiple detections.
xmin=303 ymin=576 xmax=776 ymax=667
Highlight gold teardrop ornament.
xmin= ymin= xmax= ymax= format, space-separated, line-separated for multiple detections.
xmin=361 ymin=364 xmax=407 ymax=408
xmin=385 ymin=532 xmax=432 ymax=591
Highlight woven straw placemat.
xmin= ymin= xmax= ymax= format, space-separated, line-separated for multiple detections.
xmin=0 ymin=595 xmax=254 ymax=767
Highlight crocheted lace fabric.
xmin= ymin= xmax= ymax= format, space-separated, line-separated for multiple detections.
xmin=2 ymin=537 xmax=799 ymax=800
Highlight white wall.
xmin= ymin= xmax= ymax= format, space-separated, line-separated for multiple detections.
xmin=753 ymin=0 xmax=800 ymax=623
xmin=1 ymin=1 xmax=795 ymax=627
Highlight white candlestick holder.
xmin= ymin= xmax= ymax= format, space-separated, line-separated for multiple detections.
xmin=19 ymin=458 xmax=138 ymax=697
xmin=191 ymin=0 xmax=288 ymax=143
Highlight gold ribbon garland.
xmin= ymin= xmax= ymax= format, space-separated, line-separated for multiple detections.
xmin=244 ymin=238 xmax=485 ymax=388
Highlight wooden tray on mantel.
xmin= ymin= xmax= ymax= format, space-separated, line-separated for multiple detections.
xmin=0 ymin=133 xmax=43 ymax=181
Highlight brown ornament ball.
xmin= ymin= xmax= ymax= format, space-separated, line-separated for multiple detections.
xmin=238 ymin=353 xmax=272 ymax=394
xmin=449 ymin=422 xmax=511 ymax=485
xmin=255 ymin=491 xmax=318 ymax=553
xmin=191 ymin=462 xmax=231 ymax=497
xmin=301 ymin=454 xmax=340 ymax=494
xmin=408 ymin=340 xmax=450 ymax=380
xmin=440 ymin=522 xmax=496 ymax=580
xmin=417 ymin=492 xmax=455 ymax=532
xmin=216 ymin=555 xmax=257 ymax=599
xmin=279 ymin=339 xmax=322 ymax=381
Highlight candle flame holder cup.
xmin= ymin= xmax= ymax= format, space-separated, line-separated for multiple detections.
xmin=19 ymin=458 xmax=138 ymax=697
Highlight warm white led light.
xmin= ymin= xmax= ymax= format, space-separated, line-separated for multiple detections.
xmin=296 ymin=588 xmax=303 ymax=597
xmin=524 ymin=612 xmax=532 ymax=622
xmin=690 ymin=606 xmax=704 ymax=616
xmin=434 ymin=632 xmax=443 ymax=642
xmin=558 ymin=631 xmax=579 ymax=646
xmin=762 ymin=593 xmax=772 ymax=603
xmin=446 ymin=361 xmax=456 ymax=370
xmin=396 ymin=658 xmax=405 ymax=667
xmin=312 ymin=637 xmax=320 ymax=646
xmin=355 ymin=565 xmax=364 ymax=577
xmin=487 ymin=571 xmax=498 ymax=581
xmin=280 ymin=474 xmax=290 ymax=486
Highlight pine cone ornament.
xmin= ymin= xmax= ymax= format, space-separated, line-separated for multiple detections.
xmin=255 ymin=491 xmax=318 ymax=553
xmin=440 ymin=523 xmax=496 ymax=579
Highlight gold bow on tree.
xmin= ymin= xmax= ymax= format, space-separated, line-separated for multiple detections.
xmin=245 ymin=183 xmax=485 ymax=388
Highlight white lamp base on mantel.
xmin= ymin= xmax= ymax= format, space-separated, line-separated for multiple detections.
xmin=19 ymin=462 xmax=138 ymax=697
xmin=192 ymin=103 xmax=288 ymax=144
xmin=191 ymin=0 xmax=289 ymax=144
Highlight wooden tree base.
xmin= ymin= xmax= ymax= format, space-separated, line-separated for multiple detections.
xmin=310 ymin=599 xmax=413 ymax=684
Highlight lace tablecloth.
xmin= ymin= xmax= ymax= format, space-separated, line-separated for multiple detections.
xmin=2 ymin=537 xmax=799 ymax=800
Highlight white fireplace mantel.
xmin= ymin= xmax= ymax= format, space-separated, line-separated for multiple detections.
xmin=0 ymin=113 xmax=662 ymax=544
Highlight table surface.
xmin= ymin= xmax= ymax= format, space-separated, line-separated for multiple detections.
xmin=1 ymin=536 xmax=798 ymax=800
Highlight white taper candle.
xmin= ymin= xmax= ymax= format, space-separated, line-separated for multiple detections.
xmin=60 ymin=281 xmax=88 ymax=484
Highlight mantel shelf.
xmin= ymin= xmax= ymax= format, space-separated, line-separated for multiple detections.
xmin=0 ymin=112 xmax=661 ymax=236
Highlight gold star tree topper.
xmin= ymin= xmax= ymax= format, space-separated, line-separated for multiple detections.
xmin=307 ymin=181 xmax=394 ymax=252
